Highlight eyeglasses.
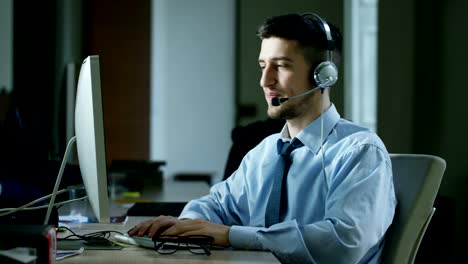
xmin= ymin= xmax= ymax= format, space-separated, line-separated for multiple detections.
xmin=152 ymin=235 xmax=214 ymax=256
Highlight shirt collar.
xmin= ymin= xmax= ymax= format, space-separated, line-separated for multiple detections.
xmin=277 ymin=104 xmax=340 ymax=155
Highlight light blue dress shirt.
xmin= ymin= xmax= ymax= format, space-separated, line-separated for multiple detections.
xmin=180 ymin=104 xmax=396 ymax=264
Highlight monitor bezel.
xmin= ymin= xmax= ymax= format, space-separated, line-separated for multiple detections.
xmin=74 ymin=55 xmax=110 ymax=223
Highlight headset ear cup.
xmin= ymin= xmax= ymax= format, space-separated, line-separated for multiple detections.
xmin=309 ymin=65 xmax=319 ymax=87
xmin=313 ymin=61 xmax=338 ymax=88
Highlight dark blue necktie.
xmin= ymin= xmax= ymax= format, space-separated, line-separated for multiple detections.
xmin=265 ymin=138 xmax=303 ymax=227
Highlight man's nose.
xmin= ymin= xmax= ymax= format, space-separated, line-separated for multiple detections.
xmin=260 ymin=66 xmax=276 ymax=88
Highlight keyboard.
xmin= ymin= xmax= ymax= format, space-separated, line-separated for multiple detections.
xmin=114 ymin=234 xmax=198 ymax=249
xmin=114 ymin=233 xmax=225 ymax=251
xmin=114 ymin=234 xmax=154 ymax=249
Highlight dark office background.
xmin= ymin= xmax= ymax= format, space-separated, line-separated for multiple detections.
xmin=2 ymin=0 xmax=467 ymax=262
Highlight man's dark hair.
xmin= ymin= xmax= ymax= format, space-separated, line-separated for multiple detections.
xmin=257 ymin=13 xmax=343 ymax=67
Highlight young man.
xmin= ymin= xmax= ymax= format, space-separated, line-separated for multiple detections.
xmin=130 ymin=13 xmax=396 ymax=263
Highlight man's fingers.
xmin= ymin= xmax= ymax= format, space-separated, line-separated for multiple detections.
xmin=148 ymin=216 xmax=178 ymax=237
xmin=161 ymin=219 xmax=204 ymax=236
xmin=128 ymin=221 xmax=151 ymax=236
xmin=162 ymin=219 xmax=230 ymax=247
xmin=128 ymin=216 xmax=179 ymax=237
xmin=130 ymin=218 xmax=231 ymax=247
xmin=137 ymin=219 xmax=156 ymax=236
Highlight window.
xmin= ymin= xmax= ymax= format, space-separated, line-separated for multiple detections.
xmin=344 ymin=0 xmax=378 ymax=132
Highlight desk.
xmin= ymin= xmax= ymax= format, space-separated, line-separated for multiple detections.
xmin=59 ymin=217 xmax=280 ymax=264
xmin=58 ymin=182 xmax=279 ymax=263
xmin=60 ymin=248 xmax=279 ymax=264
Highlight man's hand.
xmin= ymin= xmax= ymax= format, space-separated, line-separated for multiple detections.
xmin=128 ymin=215 xmax=180 ymax=237
xmin=128 ymin=216 xmax=231 ymax=247
xmin=162 ymin=218 xmax=231 ymax=247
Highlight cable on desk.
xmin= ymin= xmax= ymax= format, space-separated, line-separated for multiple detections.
xmin=58 ymin=226 xmax=124 ymax=246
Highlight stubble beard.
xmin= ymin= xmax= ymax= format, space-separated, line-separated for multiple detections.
xmin=268 ymin=104 xmax=299 ymax=120
xmin=267 ymin=96 xmax=310 ymax=120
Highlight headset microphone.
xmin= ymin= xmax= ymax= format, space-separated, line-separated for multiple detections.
xmin=271 ymin=78 xmax=334 ymax=107
xmin=271 ymin=87 xmax=320 ymax=106
xmin=271 ymin=97 xmax=288 ymax=107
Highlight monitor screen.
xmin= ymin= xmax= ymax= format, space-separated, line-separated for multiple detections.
xmin=74 ymin=55 xmax=110 ymax=223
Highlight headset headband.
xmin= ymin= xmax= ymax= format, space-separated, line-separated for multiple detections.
xmin=301 ymin=13 xmax=334 ymax=51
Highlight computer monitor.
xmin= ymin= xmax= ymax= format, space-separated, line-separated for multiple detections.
xmin=74 ymin=55 xmax=110 ymax=223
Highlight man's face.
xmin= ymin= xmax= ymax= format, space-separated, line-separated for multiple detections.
xmin=258 ymin=37 xmax=312 ymax=120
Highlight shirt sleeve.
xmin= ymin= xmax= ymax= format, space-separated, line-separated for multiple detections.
xmin=179 ymin=157 xmax=252 ymax=225
xmin=181 ymin=143 xmax=396 ymax=264
xmin=179 ymin=137 xmax=273 ymax=224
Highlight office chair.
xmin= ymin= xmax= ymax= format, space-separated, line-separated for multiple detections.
xmin=223 ymin=118 xmax=285 ymax=180
xmin=381 ymin=154 xmax=446 ymax=264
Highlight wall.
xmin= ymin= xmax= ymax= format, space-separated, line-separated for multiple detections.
xmin=438 ymin=0 xmax=468 ymax=258
xmin=377 ymin=1 xmax=416 ymax=153
xmin=0 ymin=0 xmax=13 ymax=93
xmin=11 ymin=1 xmax=85 ymax=159
xmin=378 ymin=0 xmax=468 ymax=260
xmin=86 ymin=0 xmax=151 ymax=163
xmin=52 ymin=0 xmax=84 ymax=158
xmin=150 ymin=0 xmax=236 ymax=182
xmin=8 ymin=1 xmax=151 ymax=163
xmin=12 ymin=1 xmax=56 ymax=143
xmin=236 ymin=0 xmax=344 ymax=125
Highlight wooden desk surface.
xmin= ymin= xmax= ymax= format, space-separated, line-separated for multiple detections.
xmin=60 ymin=248 xmax=279 ymax=264
xmin=59 ymin=217 xmax=280 ymax=264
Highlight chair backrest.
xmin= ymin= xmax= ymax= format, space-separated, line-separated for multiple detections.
xmin=381 ymin=154 xmax=446 ymax=264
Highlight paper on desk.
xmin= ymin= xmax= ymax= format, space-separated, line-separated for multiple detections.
xmin=0 ymin=247 xmax=37 ymax=263
xmin=56 ymin=247 xmax=84 ymax=261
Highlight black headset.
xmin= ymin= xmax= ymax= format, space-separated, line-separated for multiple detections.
xmin=301 ymin=13 xmax=338 ymax=89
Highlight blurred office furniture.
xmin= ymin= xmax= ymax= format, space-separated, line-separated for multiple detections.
xmin=109 ymin=160 xmax=165 ymax=193
xmin=381 ymin=154 xmax=446 ymax=264
xmin=174 ymin=173 xmax=212 ymax=186
xmin=223 ymin=119 xmax=285 ymax=180
xmin=105 ymin=160 xmax=210 ymax=217
xmin=124 ymin=179 xmax=210 ymax=217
